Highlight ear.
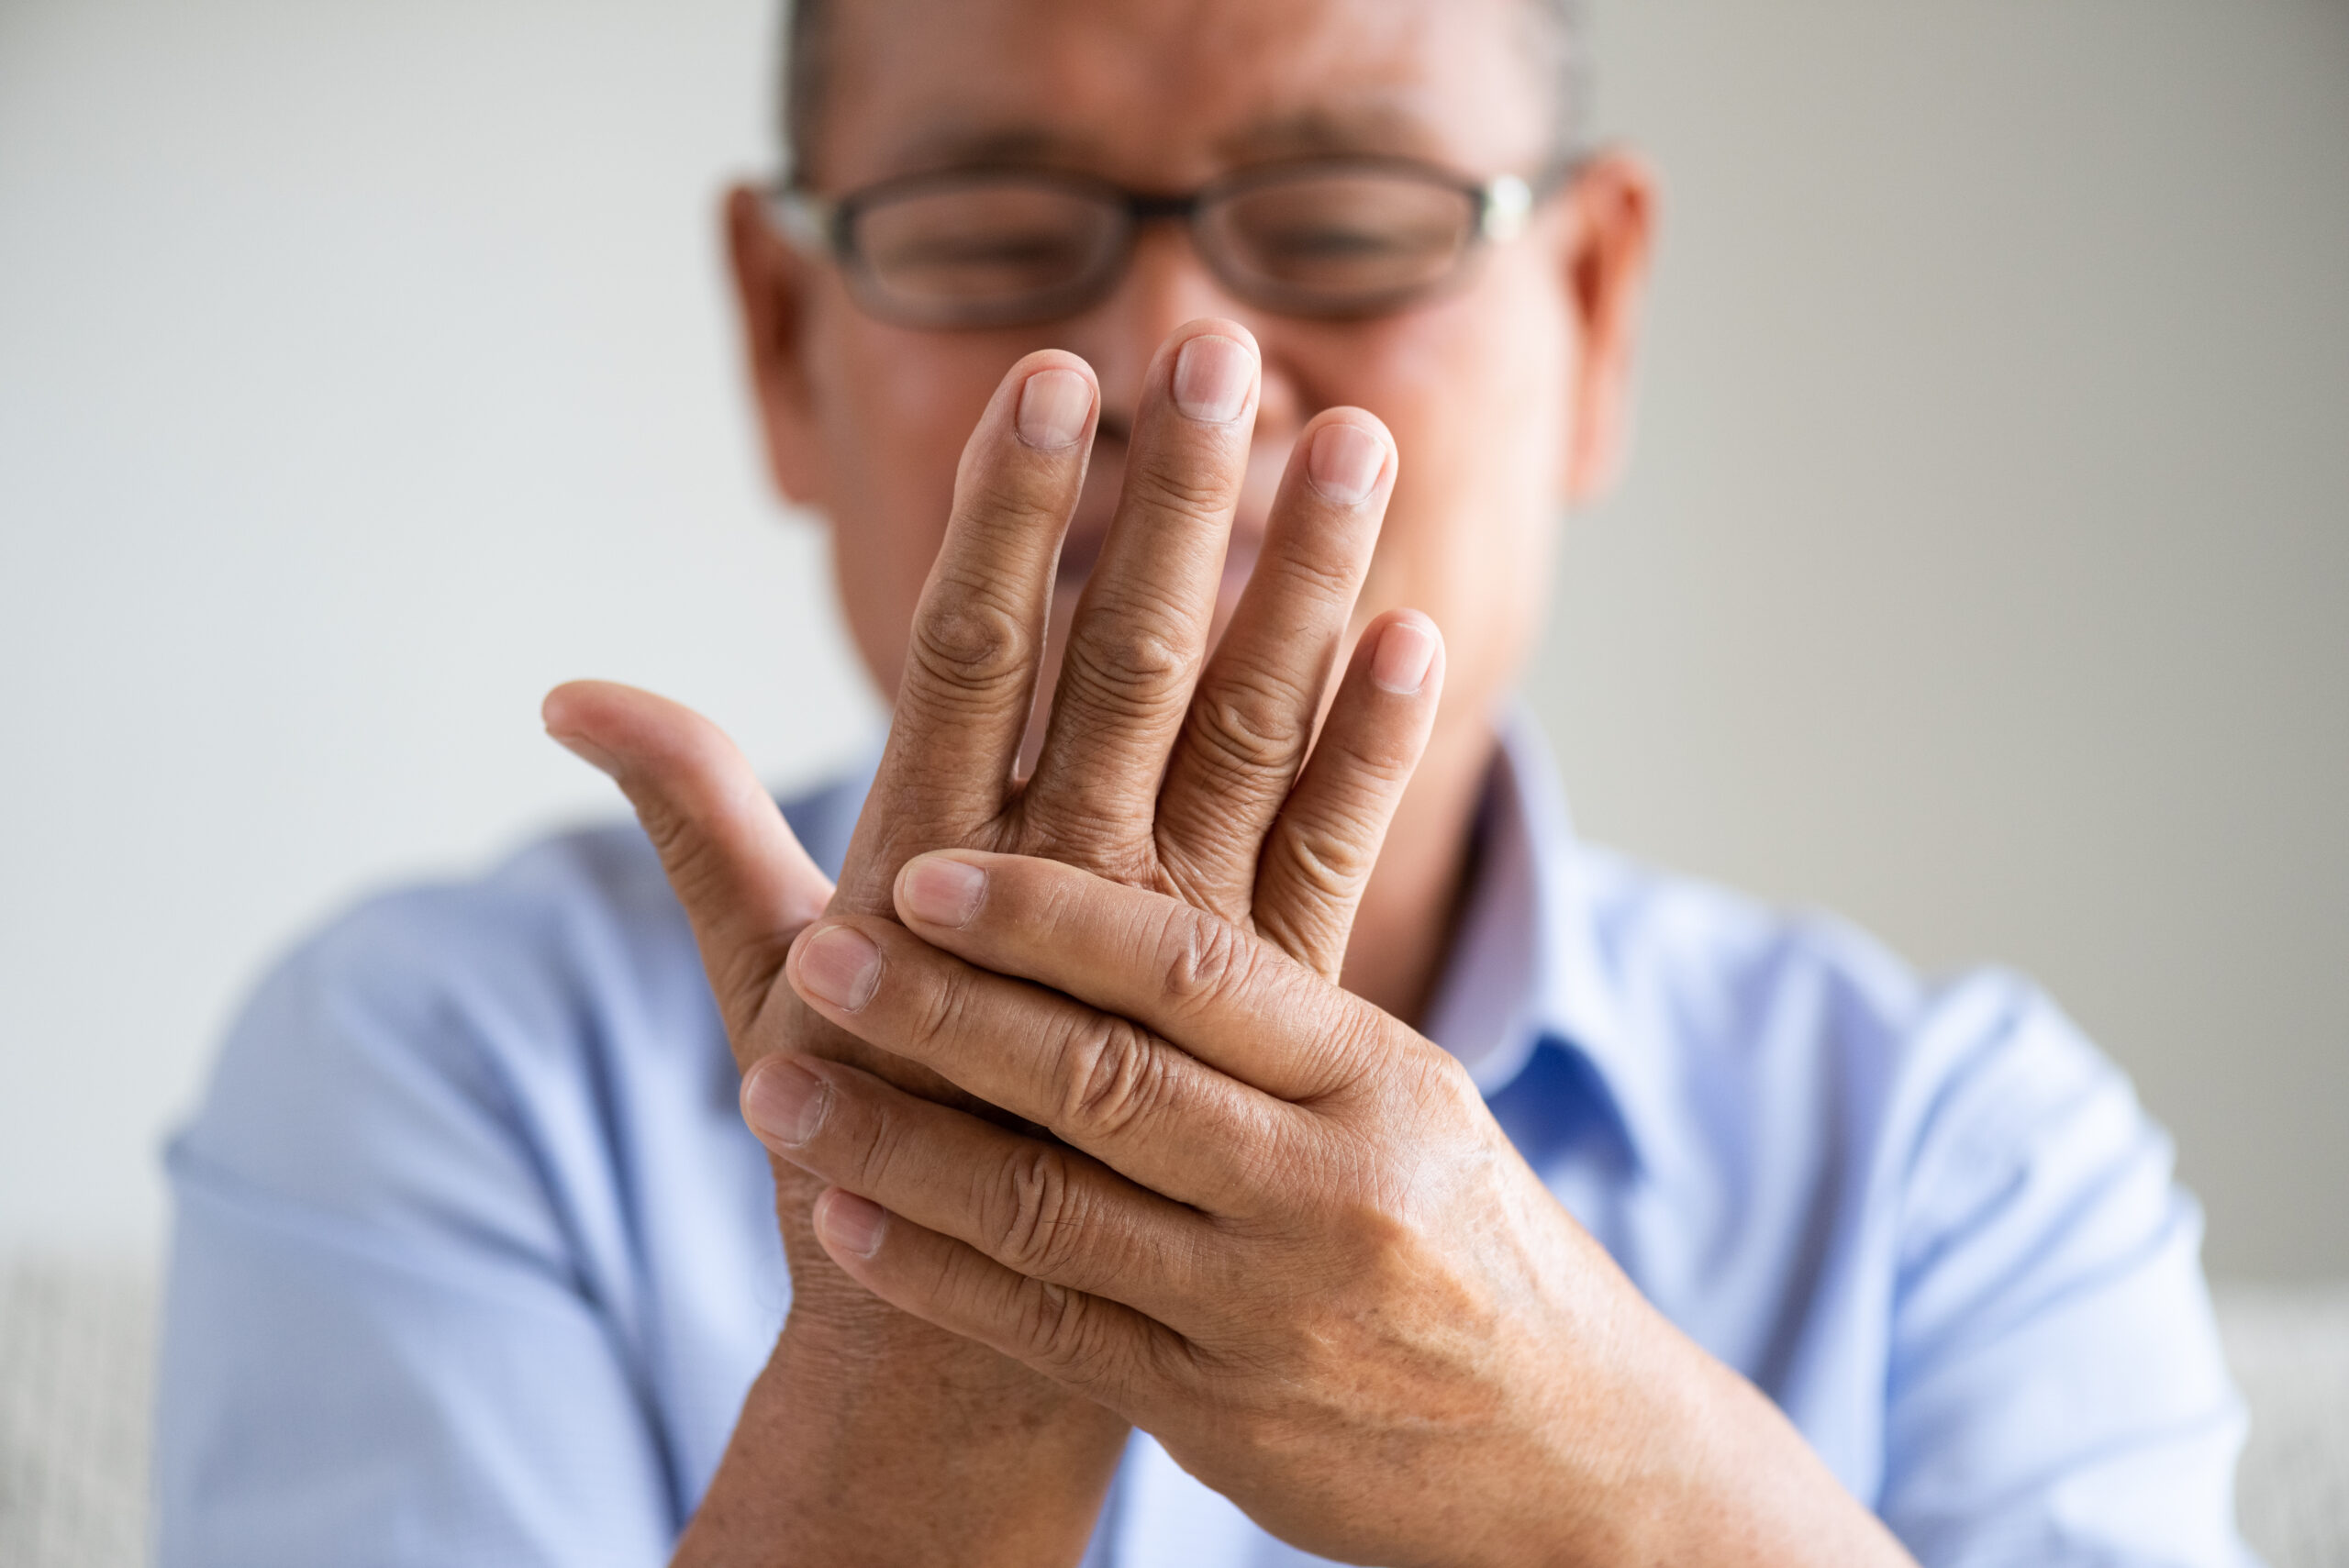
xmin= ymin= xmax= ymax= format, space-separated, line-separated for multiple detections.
xmin=1558 ymin=151 xmax=1657 ymax=506
xmin=723 ymin=183 xmax=831 ymax=507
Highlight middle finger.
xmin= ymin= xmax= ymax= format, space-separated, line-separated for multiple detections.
xmin=1152 ymin=409 xmax=1396 ymax=926
xmin=1019 ymin=321 xmax=1260 ymax=869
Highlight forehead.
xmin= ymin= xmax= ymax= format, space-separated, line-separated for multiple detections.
xmin=813 ymin=0 xmax=1553 ymax=187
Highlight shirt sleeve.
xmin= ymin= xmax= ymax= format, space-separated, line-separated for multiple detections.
xmin=1876 ymin=976 xmax=2262 ymax=1567
xmin=154 ymin=881 xmax=682 ymax=1568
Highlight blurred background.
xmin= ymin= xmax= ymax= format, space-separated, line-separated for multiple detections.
xmin=2 ymin=0 xmax=2343 ymax=1287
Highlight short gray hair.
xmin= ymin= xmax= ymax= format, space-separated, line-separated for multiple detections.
xmin=777 ymin=0 xmax=1589 ymax=183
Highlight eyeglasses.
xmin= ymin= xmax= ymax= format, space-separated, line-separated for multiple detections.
xmin=767 ymin=156 xmax=1572 ymax=329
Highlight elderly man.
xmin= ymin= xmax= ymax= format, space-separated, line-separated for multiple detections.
xmin=156 ymin=0 xmax=2258 ymax=1563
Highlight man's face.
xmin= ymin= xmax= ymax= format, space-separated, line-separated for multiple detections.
xmin=732 ymin=0 xmax=1650 ymax=767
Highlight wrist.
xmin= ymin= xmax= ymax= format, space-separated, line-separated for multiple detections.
xmin=674 ymin=1284 xmax=1130 ymax=1568
xmin=1498 ymin=1309 xmax=1909 ymax=1568
xmin=1452 ymin=1294 xmax=1720 ymax=1568
xmin=779 ymin=1273 xmax=1088 ymax=1396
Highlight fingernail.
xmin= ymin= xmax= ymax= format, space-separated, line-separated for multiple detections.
xmin=1370 ymin=618 xmax=1438 ymax=695
xmin=547 ymin=730 xmax=619 ymax=778
xmin=796 ymin=925 xmax=882 ymax=1011
xmin=1308 ymin=422 xmax=1386 ymax=506
xmin=898 ymin=854 xmax=986 ymax=928
xmin=1017 ymin=367 xmax=1092 ymax=449
xmin=742 ymin=1057 xmax=828 ymax=1148
xmin=818 ymin=1190 xmax=889 ymax=1259
xmin=1172 ymin=334 xmax=1254 ymax=423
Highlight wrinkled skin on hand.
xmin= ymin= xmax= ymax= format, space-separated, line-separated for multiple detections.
xmin=752 ymin=846 xmax=1909 ymax=1568
xmin=550 ymin=319 xmax=1425 ymax=1299
xmin=550 ymin=322 xmax=1909 ymax=1568
xmin=545 ymin=317 xmax=1459 ymax=1564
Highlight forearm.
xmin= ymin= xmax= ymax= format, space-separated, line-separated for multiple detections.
xmin=674 ymin=1272 xmax=1129 ymax=1568
xmin=1552 ymin=1321 xmax=1914 ymax=1568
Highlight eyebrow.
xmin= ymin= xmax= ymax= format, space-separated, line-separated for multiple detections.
xmin=1216 ymin=104 xmax=1448 ymax=162
xmin=874 ymin=100 xmax=1453 ymax=186
xmin=884 ymin=123 xmax=1105 ymax=173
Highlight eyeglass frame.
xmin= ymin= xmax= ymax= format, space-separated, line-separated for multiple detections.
xmin=763 ymin=153 xmax=1581 ymax=328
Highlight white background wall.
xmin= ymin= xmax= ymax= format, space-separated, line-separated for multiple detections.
xmin=2 ymin=0 xmax=2343 ymax=1278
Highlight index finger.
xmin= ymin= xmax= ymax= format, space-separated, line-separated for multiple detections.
xmin=836 ymin=350 xmax=1100 ymax=913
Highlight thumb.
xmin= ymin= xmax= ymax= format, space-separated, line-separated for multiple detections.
xmin=542 ymin=680 xmax=834 ymax=1042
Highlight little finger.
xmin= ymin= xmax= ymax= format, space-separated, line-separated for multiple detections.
xmin=1251 ymin=609 xmax=1445 ymax=977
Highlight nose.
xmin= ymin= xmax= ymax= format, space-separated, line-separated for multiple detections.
xmin=1067 ymin=224 xmax=1296 ymax=439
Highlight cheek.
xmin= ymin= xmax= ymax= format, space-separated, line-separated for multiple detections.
xmin=1340 ymin=265 xmax=1573 ymax=706
xmin=813 ymin=311 xmax=1029 ymax=697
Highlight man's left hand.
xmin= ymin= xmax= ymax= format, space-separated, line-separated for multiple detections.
xmin=745 ymin=848 xmax=1916 ymax=1568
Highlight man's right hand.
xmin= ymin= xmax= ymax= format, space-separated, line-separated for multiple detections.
xmin=545 ymin=318 xmax=1431 ymax=1565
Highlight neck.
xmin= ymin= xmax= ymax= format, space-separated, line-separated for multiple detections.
xmin=1339 ymin=714 xmax=1501 ymax=1027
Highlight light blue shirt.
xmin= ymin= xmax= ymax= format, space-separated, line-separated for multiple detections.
xmin=157 ymin=720 xmax=2257 ymax=1565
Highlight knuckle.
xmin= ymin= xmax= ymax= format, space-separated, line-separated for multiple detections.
xmin=903 ymin=963 xmax=969 ymax=1061
xmin=964 ymin=468 xmax=1074 ymax=535
xmin=1055 ymin=1014 xmax=1171 ymax=1143
xmin=1015 ymin=1283 xmax=1114 ymax=1381
xmin=907 ymin=578 xmax=1036 ymax=696
xmin=1186 ymin=671 xmax=1308 ymax=781
xmin=1421 ymin=1048 xmax=1489 ymax=1124
xmin=1342 ymin=1190 xmax=1419 ymax=1272
xmin=918 ymin=1237 xmax=974 ymax=1313
xmin=989 ymin=1144 xmax=1087 ymax=1277
xmin=1257 ymin=540 xmax=1359 ymax=607
xmin=1065 ymin=605 xmax=1194 ymax=712
xmin=1128 ymin=452 xmax=1241 ymax=520
xmin=1158 ymin=907 xmax=1257 ymax=1020
xmin=1270 ymin=818 xmax=1372 ymax=906
xmin=1328 ymin=731 xmax=1414 ymax=787
xmin=1300 ymin=1149 xmax=1420 ymax=1283
xmin=839 ymin=1095 xmax=910 ymax=1195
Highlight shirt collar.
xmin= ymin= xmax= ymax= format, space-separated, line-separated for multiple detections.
xmin=1419 ymin=711 xmax=1674 ymax=1173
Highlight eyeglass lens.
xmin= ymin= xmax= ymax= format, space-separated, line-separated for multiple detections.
xmin=844 ymin=167 xmax=1483 ymax=327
